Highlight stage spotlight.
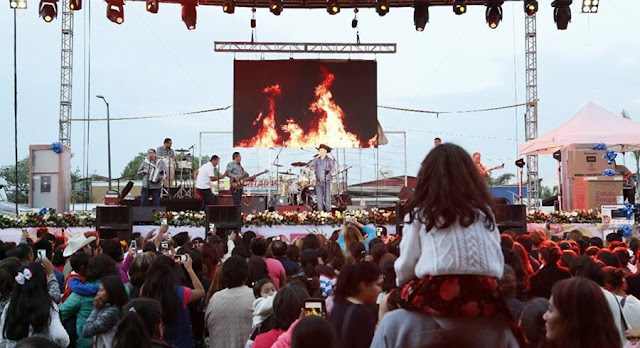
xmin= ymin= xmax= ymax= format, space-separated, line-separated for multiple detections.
xmin=106 ymin=0 xmax=124 ymax=24
xmin=69 ymin=0 xmax=80 ymax=10
xmin=269 ymin=0 xmax=282 ymax=15
xmin=375 ymin=0 xmax=389 ymax=16
xmin=39 ymin=0 xmax=57 ymax=22
xmin=485 ymin=4 xmax=502 ymax=29
xmin=413 ymin=4 xmax=428 ymax=31
xmin=351 ymin=18 xmax=357 ymax=27
xmin=181 ymin=3 xmax=196 ymax=30
xmin=11 ymin=0 xmax=27 ymax=9
xmin=581 ymin=0 xmax=598 ymax=13
xmin=453 ymin=0 xmax=466 ymax=15
xmin=524 ymin=0 xmax=538 ymax=15
xmin=552 ymin=0 xmax=571 ymax=30
xmin=326 ymin=0 xmax=339 ymax=15
xmin=146 ymin=0 xmax=158 ymax=13
xmin=222 ymin=0 xmax=234 ymax=13
xmin=515 ymin=158 xmax=525 ymax=168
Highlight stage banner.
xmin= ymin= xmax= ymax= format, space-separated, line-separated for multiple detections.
xmin=233 ymin=59 xmax=378 ymax=148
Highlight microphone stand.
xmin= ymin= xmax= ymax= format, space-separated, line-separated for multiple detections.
xmin=273 ymin=144 xmax=285 ymax=203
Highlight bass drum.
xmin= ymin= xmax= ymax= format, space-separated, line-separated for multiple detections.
xmin=299 ymin=186 xmax=317 ymax=210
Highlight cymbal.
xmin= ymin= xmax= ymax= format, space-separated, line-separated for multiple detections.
xmin=291 ymin=162 xmax=308 ymax=167
xmin=174 ymin=149 xmax=190 ymax=153
xmin=279 ymin=171 xmax=296 ymax=175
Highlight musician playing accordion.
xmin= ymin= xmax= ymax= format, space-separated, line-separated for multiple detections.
xmin=137 ymin=148 xmax=166 ymax=206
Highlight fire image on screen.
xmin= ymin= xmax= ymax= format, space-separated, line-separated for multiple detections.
xmin=233 ymin=60 xmax=378 ymax=148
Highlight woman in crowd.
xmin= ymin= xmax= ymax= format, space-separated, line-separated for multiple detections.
xmin=81 ymin=275 xmax=129 ymax=347
xmin=519 ymin=298 xmax=550 ymax=348
xmin=252 ymin=282 xmax=310 ymax=348
xmin=200 ymin=242 xmax=220 ymax=280
xmin=329 ymin=261 xmax=381 ymax=348
xmin=114 ymin=298 xmax=170 ymax=348
xmin=603 ymin=266 xmax=640 ymax=329
xmin=0 ymin=258 xmax=21 ymax=314
xmin=126 ymin=251 xmax=157 ymax=298
xmin=529 ymin=241 xmax=571 ymax=299
xmin=291 ymin=316 xmax=338 ymax=348
xmin=61 ymin=254 xmax=118 ymax=348
xmin=544 ymin=277 xmax=621 ymax=348
xmin=500 ymin=265 xmax=525 ymax=321
xmin=250 ymin=238 xmax=286 ymax=290
xmin=246 ymin=256 xmax=269 ymax=288
xmin=0 ymin=263 xmax=69 ymax=347
xmin=141 ymin=254 xmax=205 ymax=348
xmin=205 ymin=255 xmax=254 ymax=348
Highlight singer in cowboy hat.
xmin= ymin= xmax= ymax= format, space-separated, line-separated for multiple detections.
xmin=309 ymin=144 xmax=335 ymax=212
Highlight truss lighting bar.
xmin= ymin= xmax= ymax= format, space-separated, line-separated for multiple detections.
xmin=214 ymin=42 xmax=397 ymax=54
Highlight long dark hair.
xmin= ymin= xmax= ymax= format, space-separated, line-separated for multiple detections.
xmin=549 ymin=277 xmax=620 ymax=348
xmin=404 ymin=143 xmax=495 ymax=231
xmin=0 ymin=258 xmax=21 ymax=302
xmin=114 ymin=298 xmax=163 ymax=348
xmin=3 ymin=263 xmax=53 ymax=341
xmin=101 ymin=275 xmax=129 ymax=308
xmin=141 ymin=256 xmax=179 ymax=325
xmin=334 ymin=262 xmax=381 ymax=299
xmin=246 ymin=256 xmax=269 ymax=287
xmin=272 ymin=282 xmax=309 ymax=330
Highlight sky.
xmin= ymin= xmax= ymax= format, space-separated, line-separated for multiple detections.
xmin=0 ymin=0 xmax=639 ymax=191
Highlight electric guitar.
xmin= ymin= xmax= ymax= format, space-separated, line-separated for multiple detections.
xmin=486 ymin=163 xmax=505 ymax=173
xmin=230 ymin=170 xmax=269 ymax=192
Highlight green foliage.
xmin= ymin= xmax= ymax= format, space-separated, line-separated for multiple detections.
xmin=121 ymin=152 xmax=147 ymax=180
xmin=540 ymin=185 xmax=558 ymax=200
xmin=0 ymin=157 xmax=29 ymax=204
xmin=486 ymin=173 xmax=515 ymax=186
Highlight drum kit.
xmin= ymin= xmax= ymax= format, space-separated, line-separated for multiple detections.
xmin=160 ymin=148 xmax=194 ymax=198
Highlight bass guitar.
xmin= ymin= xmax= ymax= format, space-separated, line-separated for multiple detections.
xmin=230 ymin=170 xmax=269 ymax=192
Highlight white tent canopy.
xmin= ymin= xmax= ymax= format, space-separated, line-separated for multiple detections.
xmin=519 ymin=102 xmax=640 ymax=155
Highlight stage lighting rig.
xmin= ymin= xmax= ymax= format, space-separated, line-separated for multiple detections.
xmin=413 ymin=3 xmax=428 ymax=31
xmin=581 ymin=0 xmax=598 ymax=13
xmin=223 ymin=0 xmax=234 ymax=13
xmin=10 ymin=0 xmax=27 ymax=9
xmin=326 ymin=0 xmax=339 ymax=15
xmin=452 ymin=0 xmax=466 ymax=15
xmin=269 ymin=0 xmax=282 ymax=15
xmin=39 ymin=0 xmax=57 ymax=22
xmin=524 ymin=0 xmax=537 ymax=15
xmin=181 ymin=2 xmax=196 ymax=29
xmin=106 ymin=0 xmax=124 ymax=24
xmin=146 ymin=0 xmax=158 ymax=13
xmin=69 ymin=0 xmax=80 ymax=10
xmin=375 ymin=0 xmax=389 ymax=16
xmin=485 ymin=1 xmax=503 ymax=29
xmin=552 ymin=0 xmax=571 ymax=30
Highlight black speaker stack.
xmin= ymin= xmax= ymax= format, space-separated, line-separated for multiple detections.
xmin=205 ymin=205 xmax=242 ymax=234
xmin=95 ymin=206 xmax=133 ymax=240
xmin=492 ymin=203 xmax=527 ymax=235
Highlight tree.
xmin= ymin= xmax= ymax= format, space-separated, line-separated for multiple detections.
xmin=622 ymin=110 xmax=640 ymax=179
xmin=540 ymin=185 xmax=558 ymax=200
xmin=0 ymin=157 xmax=29 ymax=203
xmin=486 ymin=173 xmax=515 ymax=186
xmin=121 ymin=152 xmax=147 ymax=180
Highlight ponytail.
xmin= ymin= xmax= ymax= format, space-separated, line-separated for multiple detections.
xmin=114 ymin=299 xmax=162 ymax=348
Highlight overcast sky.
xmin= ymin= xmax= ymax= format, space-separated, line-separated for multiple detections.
xmin=0 ymin=0 xmax=638 ymax=190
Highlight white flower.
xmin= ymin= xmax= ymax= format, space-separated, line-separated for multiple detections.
xmin=571 ymin=211 xmax=579 ymax=217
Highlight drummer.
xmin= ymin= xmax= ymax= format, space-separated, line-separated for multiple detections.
xmin=156 ymin=138 xmax=175 ymax=158
xmin=309 ymin=144 xmax=335 ymax=212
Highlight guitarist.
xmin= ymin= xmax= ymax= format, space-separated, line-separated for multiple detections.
xmin=472 ymin=152 xmax=490 ymax=178
xmin=225 ymin=152 xmax=250 ymax=206
xmin=195 ymin=155 xmax=225 ymax=208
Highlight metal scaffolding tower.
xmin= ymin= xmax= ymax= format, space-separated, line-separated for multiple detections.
xmin=524 ymin=13 xmax=539 ymax=209
xmin=58 ymin=0 xmax=73 ymax=147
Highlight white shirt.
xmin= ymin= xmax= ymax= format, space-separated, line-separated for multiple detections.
xmin=395 ymin=210 xmax=504 ymax=286
xmin=195 ymin=162 xmax=217 ymax=189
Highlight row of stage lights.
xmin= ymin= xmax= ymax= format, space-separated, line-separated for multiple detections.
xmin=9 ymin=0 xmax=598 ymax=31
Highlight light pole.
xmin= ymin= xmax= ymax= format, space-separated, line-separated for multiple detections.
xmin=96 ymin=95 xmax=112 ymax=190
xmin=11 ymin=0 xmax=27 ymax=214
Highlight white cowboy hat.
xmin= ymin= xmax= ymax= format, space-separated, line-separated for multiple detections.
xmin=63 ymin=234 xmax=97 ymax=257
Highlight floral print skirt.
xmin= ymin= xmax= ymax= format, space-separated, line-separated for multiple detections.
xmin=387 ymin=274 xmax=505 ymax=318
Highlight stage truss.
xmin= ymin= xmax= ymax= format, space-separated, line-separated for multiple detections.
xmin=127 ymin=0 xmax=523 ymax=9
xmin=214 ymin=42 xmax=397 ymax=54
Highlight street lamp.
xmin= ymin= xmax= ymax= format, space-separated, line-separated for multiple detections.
xmin=96 ymin=95 xmax=112 ymax=191
xmin=11 ymin=0 xmax=27 ymax=213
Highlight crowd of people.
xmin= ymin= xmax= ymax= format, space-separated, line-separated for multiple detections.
xmin=0 ymin=143 xmax=639 ymax=348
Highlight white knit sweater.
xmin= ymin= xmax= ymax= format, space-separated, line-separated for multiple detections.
xmin=0 ymin=302 xmax=70 ymax=348
xmin=395 ymin=211 xmax=504 ymax=286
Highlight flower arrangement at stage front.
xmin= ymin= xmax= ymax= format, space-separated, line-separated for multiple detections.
xmin=0 ymin=210 xmax=95 ymax=228
xmin=526 ymin=209 xmax=602 ymax=224
xmin=154 ymin=211 xmax=206 ymax=227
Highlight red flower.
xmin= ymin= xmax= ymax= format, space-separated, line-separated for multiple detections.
xmin=461 ymin=301 xmax=480 ymax=317
xmin=411 ymin=295 xmax=425 ymax=308
xmin=439 ymin=278 xmax=461 ymax=301
xmin=481 ymin=277 xmax=499 ymax=291
xmin=401 ymin=284 xmax=413 ymax=299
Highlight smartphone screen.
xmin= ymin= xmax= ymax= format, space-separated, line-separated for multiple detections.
xmin=376 ymin=227 xmax=383 ymax=237
xmin=303 ymin=299 xmax=325 ymax=317
xmin=161 ymin=242 xmax=169 ymax=251
xmin=37 ymin=249 xmax=47 ymax=261
xmin=161 ymin=218 xmax=168 ymax=225
xmin=130 ymin=240 xmax=137 ymax=249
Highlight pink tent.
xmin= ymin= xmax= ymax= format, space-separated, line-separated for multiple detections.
xmin=519 ymin=102 xmax=640 ymax=155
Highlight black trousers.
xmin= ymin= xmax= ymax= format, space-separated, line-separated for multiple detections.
xmin=624 ymin=187 xmax=636 ymax=204
xmin=198 ymin=188 xmax=217 ymax=209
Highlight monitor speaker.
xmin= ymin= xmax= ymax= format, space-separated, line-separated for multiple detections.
xmin=206 ymin=205 xmax=242 ymax=233
xmin=132 ymin=206 xmax=166 ymax=225
xmin=96 ymin=206 xmax=132 ymax=240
